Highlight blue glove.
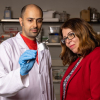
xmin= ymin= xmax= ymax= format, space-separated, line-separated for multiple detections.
xmin=19 ymin=50 xmax=37 ymax=76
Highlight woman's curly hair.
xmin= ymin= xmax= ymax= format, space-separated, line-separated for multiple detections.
xmin=60 ymin=18 xmax=100 ymax=66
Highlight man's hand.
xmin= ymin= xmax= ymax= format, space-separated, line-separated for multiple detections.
xmin=19 ymin=50 xmax=37 ymax=76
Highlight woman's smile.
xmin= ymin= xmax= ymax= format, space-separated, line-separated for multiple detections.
xmin=69 ymin=44 xmax=75 ymax=49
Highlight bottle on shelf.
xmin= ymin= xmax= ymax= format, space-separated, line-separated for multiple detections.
xmin=90 ymin=7 xmax=98 ymax=22
xmin=4 ymin=7 xmax=12 ymax=19
xmin=60 ymin=11 xmax=68 ymax=22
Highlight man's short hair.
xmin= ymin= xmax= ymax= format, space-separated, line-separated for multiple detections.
xmin=20 ymin=4 xmax=43 ymax=18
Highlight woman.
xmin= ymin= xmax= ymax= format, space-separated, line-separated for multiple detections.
xmin=60 ymin=18 xmax=100 ymax=100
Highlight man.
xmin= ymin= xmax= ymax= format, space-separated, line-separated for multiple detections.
xmin=0 ymin=4 xmax=56 ymax=100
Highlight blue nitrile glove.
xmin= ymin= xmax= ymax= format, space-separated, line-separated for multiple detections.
xmin=19 ymin=50 xmax=37 ymax=76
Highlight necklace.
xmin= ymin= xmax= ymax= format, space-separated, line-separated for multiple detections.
xmin=79 ymin=57 xmax=83 ymax=62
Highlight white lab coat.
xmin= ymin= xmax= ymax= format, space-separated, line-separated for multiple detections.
xmin=0 ymin=32 xmax=56 ymax=100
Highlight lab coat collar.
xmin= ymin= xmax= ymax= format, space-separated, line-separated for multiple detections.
xmin=38 ymin=45 xmax=44 ymax=64
xmin=15 ymin=32 xmax=45 ymax=63
xmin=15 ymin=32 xmax=29 ymax=50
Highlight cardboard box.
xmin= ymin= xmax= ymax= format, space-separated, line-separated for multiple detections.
xmin=80 ymin=9 xmax=90 ymax=22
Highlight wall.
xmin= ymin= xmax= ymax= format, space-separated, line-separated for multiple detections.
xmin=0 ymin=0 xmax=100 ymax=19
xmin=0 ymin=0 xmax=100 ymax=33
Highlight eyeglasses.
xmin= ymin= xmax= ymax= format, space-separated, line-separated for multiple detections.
xmin=61 ymin=32 xmax=75 ymax=44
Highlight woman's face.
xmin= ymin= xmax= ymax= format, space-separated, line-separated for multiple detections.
xmin=62 ymin=28 xmax=80 ymax=54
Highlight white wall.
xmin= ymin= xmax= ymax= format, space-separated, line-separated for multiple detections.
xmin=0 ymin=0 xmax=100 ymax=34
xmin=0 ymin=0 xmax=100 ymax=32
xmin=0 ymin=0 xmax=100 ymax=19
xmin=0 ymin=0 xmax=100 ymax=33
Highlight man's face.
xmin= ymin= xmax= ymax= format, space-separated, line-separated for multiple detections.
xmin=19 ymin=6 xmax=43 ymax=40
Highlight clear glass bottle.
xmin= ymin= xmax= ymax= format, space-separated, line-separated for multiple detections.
xmin=90 ymin=8 xmax=98 ymax=22
xmin=4 ymin=7 xmax=11 ymax=19
xmin=60 ymin=11 xmax=67 ymax=22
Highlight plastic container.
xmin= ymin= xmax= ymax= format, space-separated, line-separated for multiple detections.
xmin=4 ymin=7 xmax=11 ymax=19
xmin=0 ymin=33 xmax=13 ymax=43
xmin=42 ymin=36 xmax=48 ymax=43
xmin=53 ymin=69 xmax=65 ymax=80
xmin=49 ymin=26 xmax=60 ymax=33
xmin=49 ymin=33 xmax=60 ymax=43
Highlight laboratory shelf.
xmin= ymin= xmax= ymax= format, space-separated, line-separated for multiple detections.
xmin=46 ymin=43 xmax=61 ymax=46
xmin=53 ymin=79 xmax=61 ymax=83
